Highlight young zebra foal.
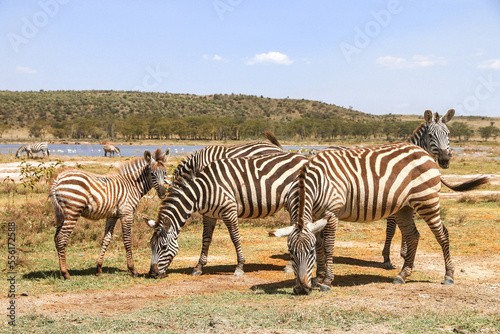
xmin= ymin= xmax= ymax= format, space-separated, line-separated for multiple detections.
xmin=287 ymin=142 xmax=488 ymax=295
xmin=49 ymin=148 xmax=170 ymax=279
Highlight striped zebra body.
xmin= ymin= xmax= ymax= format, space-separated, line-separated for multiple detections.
xmin=50 ymin=148 xmax=169 ymax=279
xmin=146 ymin=152 xmax=308 ymax=278
xmin=287 ymin=142 xmax=474 ymax=295
xmin=16 ymin=142 xmax=49 ymax=158
xmin=104 ymin=144 xmax=121 ymax=157
xmin=170 ymin=132 xmax=284 ymax=276
xmin=382 ymin=109 xmax=454 ymax=268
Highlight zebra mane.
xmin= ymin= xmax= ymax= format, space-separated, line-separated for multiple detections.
xmin=297 ymin=163 xmax=309 ymax=229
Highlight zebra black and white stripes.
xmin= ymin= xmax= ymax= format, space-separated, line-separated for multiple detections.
xmin=168 ymin=131 xmax=284 ymax=276
xmin=16 ymin=142 xmax=49 ymax=158
xmin=146 ymin=152 xmax=308 ymax=278
xmin=286 ymin=142 xmax=488 ymax=294
xmin=49 ymin=148 xmax=169 ymax=279
xmin=382 ymin=109 xmax=454 ymax=268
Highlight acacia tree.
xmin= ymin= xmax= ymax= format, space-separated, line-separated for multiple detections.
xmin=448 ymin=122 xmax=474 ymax=141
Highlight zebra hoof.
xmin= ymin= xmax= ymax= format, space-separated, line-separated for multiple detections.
xmin=191 ymin=269 xmax=203 ymax=277
xmin=234 ymin=268 xmax=244 ymax=277
xmin=383 ymin=262 xmax=396 ymax=270
xmin=319 ymin=284 xmax=331 ymax=292
xmin=392 ymin=276 xmax=405 ymax=284
xmin=442 ymin=277 xmax=455 ymax=285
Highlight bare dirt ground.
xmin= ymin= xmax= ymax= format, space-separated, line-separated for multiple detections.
xmin=11 ymin=252 xmax=500 ymax=319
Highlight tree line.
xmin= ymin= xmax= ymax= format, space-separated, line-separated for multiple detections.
xmin=1 ymin=90 xmax=498 ymax=142
xmin=28 ymin=114 xmax=499 ymax=142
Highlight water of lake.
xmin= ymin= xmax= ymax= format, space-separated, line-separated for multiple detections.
xmin=0 ymin=143 xmax=324 ymax=157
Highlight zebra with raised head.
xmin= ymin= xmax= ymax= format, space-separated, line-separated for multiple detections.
xmin=382 ymin=109 xmax=454 ymax=268
xmin=145 ymin=151 xmax=309 ymax=279
xmin=286 ymin=142 xmax=488 ymax=295
xmin=15 ymin=142 xmax=49 ymax=158
xmin=104 ymin=144 xmax=121 ymax=157
xmin=49 ymin=148 xmax=170 ymax=279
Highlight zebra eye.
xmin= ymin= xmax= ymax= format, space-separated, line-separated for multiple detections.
xmin=161 ymin=244 xmax=167 ymax=250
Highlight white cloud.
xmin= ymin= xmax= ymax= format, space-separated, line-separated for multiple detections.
xmin=376 ymin=55 xmax=447 ymax=69
xmin=203 ymin=54 xmax=224 ymax=61
xmin=16 ymin=66 xmax=37 ymax=74
xmin=477 ymin=59 xmax=500 ymax=70
xmin=246 ymin=51 xmax=293 ymax=65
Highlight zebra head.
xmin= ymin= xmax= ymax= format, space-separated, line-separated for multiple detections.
xmin=145 ymin=217 xmax=179 ymax=278
xmin=424 ymin=109 xmax=454 ymax=169
xmin=287 ymin=224 xmax=317 ymax=295
xmin=144 ymin=148 xmax=170 ymax=199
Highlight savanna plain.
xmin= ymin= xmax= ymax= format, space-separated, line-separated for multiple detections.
xmin=1 ymin=147 xmax=499 ymax=333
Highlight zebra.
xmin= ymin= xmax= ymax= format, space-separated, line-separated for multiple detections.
xmin=145 ymin=151 xmax=309 ymax=279
xmin=15 ymin=142 xmax=49 ymax=158
xmin=168 ymin=131 xmax=285 ymax=276
xmin=104 ymin=144 xmax=121 ymax=157
xmin=382 ymin=109 xmax=455 ymax=268
xmin=49 ymin=148 xmax=170 ymax=279
xmin=288 ymin=109 xmax=456 ymax=269
xmin=285 ymin=142 xmax=488 ymax=295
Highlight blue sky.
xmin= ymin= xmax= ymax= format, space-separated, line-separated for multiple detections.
xmin=1 ymin=0 xmax=500 ymax=117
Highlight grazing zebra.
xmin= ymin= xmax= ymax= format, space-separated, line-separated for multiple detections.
xmin=286 ymin=142 xmax=488 ymax=295
xmin=15 ymin=142 xmax=49 ymax=158
xmin=145 ymin=151 xmax=308 ymax=278
xmin=104 ymin=144 xmax=121 ymax=157
xmin=170 ymin=131 xmax=285 ymax=276
xmin=49 ymin=148 xmax=170 ymax=279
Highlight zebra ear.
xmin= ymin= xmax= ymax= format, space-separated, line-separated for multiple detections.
xmin=442 ymin=109 xmax=455 ymax=123
xmin=164 ymin=148 xmax=171 ymax=160
xmin=144 ymin=150 xmax=152 ymax=164
xmin=143 ymin=216 xmax=157 ymax=228
xmin=424 ymin=110 xmax=433 ymax=123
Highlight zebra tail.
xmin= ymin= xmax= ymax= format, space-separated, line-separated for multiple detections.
xmin=262 ymin=131 xmax=284 ymax=150
xmin=297 ymin=164 xmax=308 ymax=228
xmin=441 ymin=176 xmax=489 ymax=192
xmin=49 ymin=178 xmax=65 ymax=226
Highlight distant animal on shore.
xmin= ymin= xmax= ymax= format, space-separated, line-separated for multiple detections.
xmin=104 ymin=144 xmax=121 ymax=157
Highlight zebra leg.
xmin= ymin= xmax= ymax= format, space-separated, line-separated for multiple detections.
xmin=54 ymin=219 xmax=77 ymax=279
xmin=313 ymin=230 xmax=326 ymax=287
xmin=382 ymin=216 xmax=397 ymax=269
xmin=121 ymin=215 xmax=138 ymax=277
xmin=320 ymin=215 xmax=339 ymax=291
xmin=192 ymin=216 xmax=217 ymax=276
xmin=426 ymin=219 xmax=455 ymax=285
xmin=392 ymin=207 xmax=419 ymax=284
xmin=96 ymin=217 xmax=118 ymax=276
xmin=222 ymin=214 xmax=245 ymax=277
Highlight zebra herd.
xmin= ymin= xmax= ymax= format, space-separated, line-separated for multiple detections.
xmin=47 ymin=110 xmax=489 ymax=295
xmin=14 ymin=142 xmax=122 ymax=159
